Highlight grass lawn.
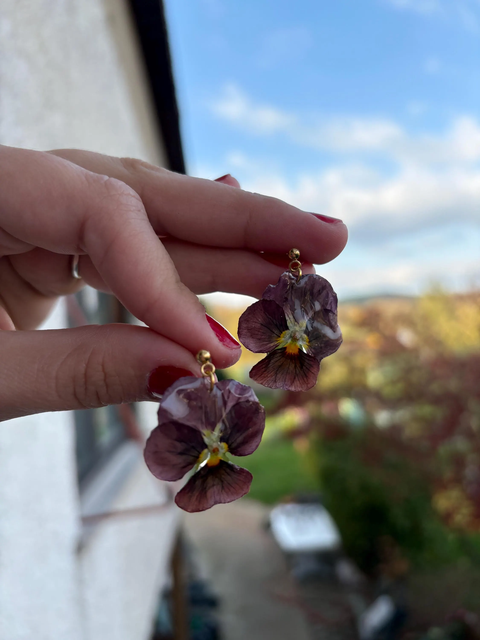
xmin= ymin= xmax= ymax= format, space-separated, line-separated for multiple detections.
xmin=236 ymin=437 xmax=320 ymax=505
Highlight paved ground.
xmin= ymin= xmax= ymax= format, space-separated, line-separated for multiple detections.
xmin=184 ymin=499 xmax=311 ymax=640
xmin=184 ymin=499 xmax=357 ymax=640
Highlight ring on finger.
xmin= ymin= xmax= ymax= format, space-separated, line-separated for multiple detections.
xmin=71 ymin=255 xmax=81 ymax=280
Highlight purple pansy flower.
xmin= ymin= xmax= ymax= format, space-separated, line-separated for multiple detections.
xmin=238 ymin=272 xmax=342 ymax=392
xmin=144 ymin=377 xmax=265 ymax=512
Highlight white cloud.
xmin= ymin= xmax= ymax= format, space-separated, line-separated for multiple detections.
xmin=208 ymin=88 xmax=480 ymax=234
xmin=206 ymin=151 xmax=479 ymax=296
xmin=200 ymin=249 xmax=480 ymax=303
xmin=297 ymin=117 xmax=404 ymax=153
xmin=240 ymin=163 xmax=480 ymax=235
xmin=321 ymin=255 xmax=480 ymax=298
xmin=211 ymin=85 xmax=480 ymax=166
xmin=382 ymin=0 xmax=442 ymax=15
xmin=210 ymin=84 xmax=295 ymax=135
xmin=204 ymin=85 xmax=480 ymax=297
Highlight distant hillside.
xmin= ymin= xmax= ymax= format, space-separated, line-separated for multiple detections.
xmin=340 ymin=293 xmax=416 ymax=306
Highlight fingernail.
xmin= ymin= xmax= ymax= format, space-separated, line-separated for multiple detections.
xmin=215 ymin=174 xmax=232 ymax=183
xmin=206 ymin=314 xmax=241 ymax=350
xmin=311 ymin=213 xmax=343 ymax=224
xmin=148 ymin=366 xmax=194 ymax=396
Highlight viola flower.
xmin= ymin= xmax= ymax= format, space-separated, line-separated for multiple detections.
xmin=144 ymin=377 xmax=265 ymax=513
xmin=238 ymin=272 xmax=342 ymax=392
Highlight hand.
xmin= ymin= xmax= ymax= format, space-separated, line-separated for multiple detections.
xmin=0 ymin=145 xmax=347 ymax=420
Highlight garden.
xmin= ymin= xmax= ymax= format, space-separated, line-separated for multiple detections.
xmin=213 ymin=288 xmax=480 ymax=633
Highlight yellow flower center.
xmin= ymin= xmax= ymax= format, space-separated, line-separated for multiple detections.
xmin=206 ymin=442 xmax=229 ymax=467
xmin=277 ymin=326 xmax=310 ymax=355
xmin=197 ymin=429 xmax=229 ymax=469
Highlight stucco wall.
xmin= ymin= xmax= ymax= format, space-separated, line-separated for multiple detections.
xmin=0 ymin=1 xmax=178 ymax=639
xmin=0 ymin=303 xmax=85 ymax=640
xmin=79 ymin=452 xmax=179 ymax=640
xmin=0 ymin=0 xmax=166 ymax=161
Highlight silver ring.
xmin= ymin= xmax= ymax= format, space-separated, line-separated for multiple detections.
xmin=71 ymin=255 xmax=81 ymax=280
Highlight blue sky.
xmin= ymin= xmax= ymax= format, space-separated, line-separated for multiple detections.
xmin=165 ymin=0 xmax=480 ymax=301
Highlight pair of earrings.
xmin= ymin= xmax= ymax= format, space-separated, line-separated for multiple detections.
xmin=144 ymin=249 xmax=342 ymax=512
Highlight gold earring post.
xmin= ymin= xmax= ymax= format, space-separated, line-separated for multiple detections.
xmin=288 ymin=248 xmax=302 ymax=281
xmin=196 ymin=350 xmax=216 ymax=391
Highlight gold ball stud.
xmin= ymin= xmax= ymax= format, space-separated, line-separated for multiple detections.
xmin=196 ymin=350 xmax=211 ymax=365
xmin=288 ymin=248 xmax=300 ymax=260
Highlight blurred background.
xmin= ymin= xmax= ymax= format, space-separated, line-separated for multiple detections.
xmin=1 ymin=1 xmax=480 ymax=640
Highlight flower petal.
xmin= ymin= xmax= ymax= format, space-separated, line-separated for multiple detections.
xmin=157 ymin=376 xmax=223 ymax=432
xmin=307 ymin=313 xmax=343 ymax=360
xmin=262 ymin=271 xmax=293 ymax=306
xmin=249 ymin=348 xmax=320 ymax=392
xmin=215 ymin=378 xmax=262 ymax=413
xmin=144 ymin=421 xmax=205 ymax=481
xmin=263 ymin=272 xmax=341 ymax=335
xmin=290 ymin=273 xmax=340 ymax=331
xmin=220 ymin=399 xmax=265 ymax=456
xmin=175 ymin=461 xmax=252 ymax=512
xmin=237 ymin=299 xmax=288 ymax=353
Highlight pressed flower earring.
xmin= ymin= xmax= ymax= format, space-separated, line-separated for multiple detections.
xmin=144 ymin=350 xmax=266 ymax=513
xmin=238 ymin=249 xmax=342 ymax=392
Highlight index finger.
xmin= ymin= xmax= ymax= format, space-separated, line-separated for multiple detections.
xmin=0 ymin=146 xmax=240 ymax=369
xmin=50 ymin=150 xmax=348 ymax=265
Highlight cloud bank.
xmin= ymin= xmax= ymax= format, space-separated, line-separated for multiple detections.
xmin=207 ymin=85 xmax=480 ymax=297
xmin=211 ymin=84 xmax=480 ymax=166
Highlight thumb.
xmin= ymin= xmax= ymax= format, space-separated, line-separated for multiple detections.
xmin=0 ymin=325 xmax=200 ymax=421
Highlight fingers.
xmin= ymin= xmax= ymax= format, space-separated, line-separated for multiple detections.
xmin=0 ymin=255 xmax=60 ymax=330
xmin=65 ymin=243 xmax=315 ymax=299
xmin=8 ymin=250 xmax=85 ymax=298
xmin=0 ymin=146 xmax=241 ymax=367
xmin=79 ymin=178 xmax=241 ymax=368
xmin=157 ymin=242 xmax=317 ymax=297
xmin=215 ymin=174 xmax=241 ymax=188
xmin=0 ymin=324 xmax=200 ymax=421
xmin=49 ymin=149 xmax=348 ymax=264
xmin=1 ymin=174 xmax=243 ymax=325
xmin=1 ymin=250 xmax=85 ymax=329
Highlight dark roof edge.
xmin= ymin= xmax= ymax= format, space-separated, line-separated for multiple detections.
xmin=128 ymin=0 xmax=186 ymax=174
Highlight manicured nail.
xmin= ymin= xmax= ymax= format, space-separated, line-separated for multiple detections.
xmin=311 ymin=213 xmax=343 ymax=224
xmin=206 ymin=314 xmax=241 ymax=350
xmin=148 ymin=366 xmax=194 ymax=396
xmin=215 ymin=174 xmax=232 ymax=183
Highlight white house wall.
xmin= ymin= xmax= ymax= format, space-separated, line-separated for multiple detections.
xmin=0 ymin=0 xmax=166 ymax=161
xmin=0 ymin=303 xmax=84 ymax=640
xmin=0 ymin=1 xmax=178 ymax=638
xmin=79 ymin=457 xmax=179 ymax=640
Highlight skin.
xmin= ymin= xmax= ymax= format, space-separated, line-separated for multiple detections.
xmin=0 ymin=145 xmax=348 ymax=421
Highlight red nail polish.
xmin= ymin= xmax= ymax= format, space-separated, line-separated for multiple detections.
xmin=215 ymin=174 xmax=231 ymax=183
xmin=311 ymin=213 xmax=343 ymax=224
xmin=148 ymin=366 xmax=194 ymax=396
xmin=206 ymin=314 xmax=241 ymax=350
